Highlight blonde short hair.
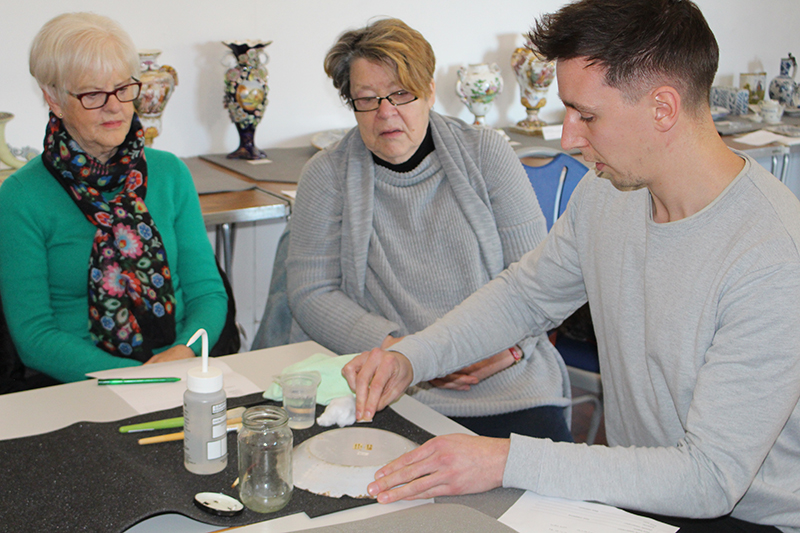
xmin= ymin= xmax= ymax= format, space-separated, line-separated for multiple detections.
xmin=29 ymin=12 xmax=140 ymax=105
xmin=324 ymin=18 xmax=435 ymax=108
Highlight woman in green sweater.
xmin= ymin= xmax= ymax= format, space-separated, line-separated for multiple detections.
xmin=0 ymin=13 xmax=227 ymax=384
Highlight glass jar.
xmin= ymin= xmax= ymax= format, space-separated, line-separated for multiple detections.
xmin=237 ymin=405 xmax=293 ymax=513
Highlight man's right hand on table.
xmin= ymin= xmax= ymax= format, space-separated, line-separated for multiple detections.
xmin=342 ymin=345 xmax=512 ymax=503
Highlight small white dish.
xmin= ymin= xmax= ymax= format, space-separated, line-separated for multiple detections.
xmin=311 ymin=128 xmax=350 ymax=150
xmin=293 ymin=427 xmax=418 ymax=498
xmin=194 ymin=492 xmax=244 ymax=517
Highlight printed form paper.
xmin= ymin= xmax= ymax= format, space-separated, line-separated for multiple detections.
xmin=87 ymin=358 xmax=262 ymax=414
xmin=499 ymin=492 xmax=679 ymax=533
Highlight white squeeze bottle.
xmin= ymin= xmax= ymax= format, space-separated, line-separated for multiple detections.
xmin=184 ymin=328 xmax=228 ymax=474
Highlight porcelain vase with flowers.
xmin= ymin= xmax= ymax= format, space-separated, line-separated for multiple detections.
xmin=222 ymin=40 xmax=271 ymax=160
xmin=510 ymin=42 xmax=555 ymax=135
xmin=456 ymin=63 xmax=503 ymax=126
xmin=133 ymin=50 xmax=178 ymax=147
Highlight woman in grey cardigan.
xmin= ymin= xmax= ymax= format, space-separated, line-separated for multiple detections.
xmin=285 ymin=18 xmax=571 ymax=440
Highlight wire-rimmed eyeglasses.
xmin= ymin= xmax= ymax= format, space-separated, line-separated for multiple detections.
xmin=69 ymin=79 xmax=142 ymax=110
xmin=350 ymin=90 xmax=418 ymax=112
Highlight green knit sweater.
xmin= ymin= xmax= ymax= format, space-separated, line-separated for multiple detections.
xmin=0 ymin=148 xmax=227 ymax=382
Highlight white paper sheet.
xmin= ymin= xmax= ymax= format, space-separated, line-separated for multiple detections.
xmin=542 ymin=124 xmax=563 ymax=141
xmin=734 ymin=130 xmax=800 ymax=146
xmin=87 ymin=358 xmax=262 ymax=414
xmin=499 ymin=492 xmax=679 ymax=533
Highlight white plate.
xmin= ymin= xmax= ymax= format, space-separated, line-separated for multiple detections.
xmin=293 ymin=427 xmax=418 ymax=498
xmin=311 ymin=128 xmax=350 ymax=150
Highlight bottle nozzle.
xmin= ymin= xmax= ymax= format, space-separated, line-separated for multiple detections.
xmin=187 ymin=328 xmax=209 ymax=372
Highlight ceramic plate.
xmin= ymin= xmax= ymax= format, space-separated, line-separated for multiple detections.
xmin=293 ymin=427 xmax=418 ymax=498
xmin=311 ymin=128 xmax=350 ymax=150
xmin=783 ymin=105 xmax=800 ymax=117
xmin=710 ymin=106 xmax=730 ymax=120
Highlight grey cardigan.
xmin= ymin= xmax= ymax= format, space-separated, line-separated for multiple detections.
xmin=285 ymin=112 xmax=570 ymax=417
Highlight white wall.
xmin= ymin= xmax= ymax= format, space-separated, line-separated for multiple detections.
xmin=2 ymin=0 xmax=800 ymax=158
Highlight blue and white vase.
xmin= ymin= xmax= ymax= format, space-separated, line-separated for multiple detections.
xmin=710 ymin=86 xmax=750 ymax=115
xmin=768 ymin=54 xmax=797 ymax=106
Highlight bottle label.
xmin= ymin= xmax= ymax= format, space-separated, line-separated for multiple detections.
xmin=207 ymin=437 xmax=227 ymax=460
xmin=212 ymin=401 xmax=226 ymax=415
xmin=212 ymin=422 xmax=227 ymax=439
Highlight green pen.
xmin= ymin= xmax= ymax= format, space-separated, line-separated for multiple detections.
xmin=119 ymin=416 xmax=185 ymax=433
xmin=98 ymin=377 xmax=181 ymax=385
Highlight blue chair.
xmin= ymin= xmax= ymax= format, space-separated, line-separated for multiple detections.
xmin=517 ymin=146 xmax=603 ymax=444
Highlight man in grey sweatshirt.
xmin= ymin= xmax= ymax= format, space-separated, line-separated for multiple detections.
xmin=342 ymin=1 xmax=800 ymax=532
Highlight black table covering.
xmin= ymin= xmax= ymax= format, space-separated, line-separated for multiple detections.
xmin=0 ymin=393 xmax=434 ymax=532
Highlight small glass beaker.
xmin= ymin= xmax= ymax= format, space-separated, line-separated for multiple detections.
xmin=274 ymin=371 xmax=321 ymax=429
xmin=237 ymin=405 xmax=293 ymax=513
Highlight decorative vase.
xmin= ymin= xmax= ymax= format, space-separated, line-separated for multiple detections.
xmin=739 ymin=72 xmax=767 ymax=105
xmin=768 ymin=53 xmax=797 ymax=106
xmin=0 ymin=112 xmax=38 ymax=182
xmin=456 ymin=63 xmax=503 ymax=126
xmin=133 ymin=50 xmax=178 ymax=146
xmin=510 ymin=43 xmax=556 ymax=135
xmin=0 ymin=112 xmax=26 ymax=172
xmin=222 ymin=40 xmax=271 ymax=160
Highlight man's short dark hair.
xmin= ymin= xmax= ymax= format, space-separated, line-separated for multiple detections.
xmin=528 ymin=0 xmax=718 ymax=112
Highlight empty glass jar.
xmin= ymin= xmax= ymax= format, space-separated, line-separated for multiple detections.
xmin=237 ymin=405 xmax=293 ymax=513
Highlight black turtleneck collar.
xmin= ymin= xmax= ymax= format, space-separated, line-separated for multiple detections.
xmin=372 ymin=124 xmax=434 ymax=173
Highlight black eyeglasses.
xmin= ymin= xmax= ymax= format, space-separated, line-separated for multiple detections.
xmin=350 ymin=90 xmax=418 ymax=112
xmin=70 ymin=79 xmax=142 ymax=110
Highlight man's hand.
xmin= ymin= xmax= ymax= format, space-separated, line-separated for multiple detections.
xmin=342 ymin=347 xmax=414 ymax=422
xmin=367 ymin=434 xmax=510 ymax=502
xmin=143 ymin=345 xmax=195 ymax=365
xmin=429 ymin=349 xmax=516 ymax=390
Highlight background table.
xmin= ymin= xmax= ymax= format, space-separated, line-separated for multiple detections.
xmin=186 ymin=156 xmax=293 ymax=346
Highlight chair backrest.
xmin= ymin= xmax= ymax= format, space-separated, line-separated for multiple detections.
xmin=0 ymin=291 xmax=26 ymax=393
xmin=210 ymin=260 xmax=241 ymax=357
xmin=516 ymin=147 xmax=588 ymax=231
xmin=251 ymin=226 xmax=292 ymax=350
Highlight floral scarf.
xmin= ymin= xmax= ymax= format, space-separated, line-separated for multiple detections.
xmin=41 ymin=113 xmax=176 ymax=362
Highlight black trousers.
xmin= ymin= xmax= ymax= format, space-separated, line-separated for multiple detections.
xmin=449 ymin=405 xmax=573 ymax=442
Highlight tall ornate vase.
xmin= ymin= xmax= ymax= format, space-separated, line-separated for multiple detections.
xmin=133 ymin=50 xmax=178 ymax=146
xmin=222 ymin=40 xmax=271 ymax=160
xmin=768 ymin=53 xmax=797 ymax=106
xmin=456 ymin=63 xmax=503 ymax=126
xmin=510 ymin=44 xmax=556 ymax=135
